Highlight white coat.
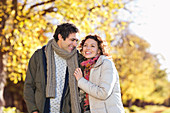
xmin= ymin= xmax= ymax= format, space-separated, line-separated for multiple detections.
xmin=78 ymin=55 xmax=125 ymax=113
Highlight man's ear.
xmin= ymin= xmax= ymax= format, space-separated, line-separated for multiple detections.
xmin=58 ymin=34 xmax=62 ymax=40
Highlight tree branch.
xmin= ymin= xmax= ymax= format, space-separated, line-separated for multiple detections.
xmin=41 ymin=7 xmax=57 ymax=15
xmin=29 ymin=0 xmax=55 ymax=10
xmin=26 ymin=0 xmax=55 ymax=15
xmin=21 ymin=0 xmax=27 ymax=12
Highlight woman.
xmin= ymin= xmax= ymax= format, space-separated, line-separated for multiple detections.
xmin=74 ymin=35 xmax=125 ymax=113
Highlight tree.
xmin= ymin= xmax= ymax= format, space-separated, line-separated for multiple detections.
xmin=0 ymin=0 xmax=53 ymax=111
xmin=1 ymin=0 xmax=127 ymax=111
xmin=1 ymin=0 xmax=169 ymax=112
xmin=111 ymin=31 xmax=169 ymax=106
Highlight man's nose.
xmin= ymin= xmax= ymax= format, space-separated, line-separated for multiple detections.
xmin=73 ymin=41 xmax=77 ymax=47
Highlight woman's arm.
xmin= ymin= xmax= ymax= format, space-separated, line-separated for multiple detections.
xmin=74 ymin=59 xmax=118 ymax=100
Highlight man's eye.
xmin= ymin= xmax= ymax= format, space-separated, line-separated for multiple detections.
xmin=71 ymin=39 xmax=78 ymax=42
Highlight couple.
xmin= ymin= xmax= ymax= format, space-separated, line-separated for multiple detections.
xmin=23 ymin=23 xmax=124 ymax=113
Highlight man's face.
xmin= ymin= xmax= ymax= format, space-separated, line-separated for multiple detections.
xmin=58 ymin=33 xmax=79 ymax=53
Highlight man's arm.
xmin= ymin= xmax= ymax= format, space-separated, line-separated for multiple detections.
xmin=24 ymin=51 xmax=39 ymax=113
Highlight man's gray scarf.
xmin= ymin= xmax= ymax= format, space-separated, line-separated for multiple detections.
xmin=45 ymin=39 xmax=81 ymax=113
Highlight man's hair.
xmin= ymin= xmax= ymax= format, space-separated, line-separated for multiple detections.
xmin=53 ymin=23 xmax=79 ymax=42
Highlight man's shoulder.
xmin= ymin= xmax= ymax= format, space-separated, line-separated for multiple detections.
xmin=34 ymin=46 xmax=45 ymax=54
xmin=28 ymin=46 xmax=45 ymax=65
xmin=30 ymin=46 xmax=45 ymax=59
xmin=77 ymin=53 xmax=85 ymax=62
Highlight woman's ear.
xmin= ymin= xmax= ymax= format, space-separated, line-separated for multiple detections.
xmin=98 ymin=49 xmax=101 ymax=54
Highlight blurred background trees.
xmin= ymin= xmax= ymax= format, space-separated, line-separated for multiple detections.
xmin=0 ymin=0 xmax=169 ymax=112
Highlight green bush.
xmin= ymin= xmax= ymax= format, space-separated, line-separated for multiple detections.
xmin=2 ymin=107 xmax=22 ymax=113
xmin=129 ymin=105 xmax=142 ymax=112
xmin=124 ymin=107 xmax=130 ymax=113
xmin=162 ymin=108 xmax=170 ymax=113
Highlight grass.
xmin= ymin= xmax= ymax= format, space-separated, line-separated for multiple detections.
xmin=3 ymin=105 xmax=170 ymax=113
xmin=124 ymin=105 xmax=170 ymax=113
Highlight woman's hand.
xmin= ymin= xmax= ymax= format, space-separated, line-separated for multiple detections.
xmin=33 ymin=111 xmax=38 ymax=113
xmin=74 ymin=68 xmax=83 ymax=81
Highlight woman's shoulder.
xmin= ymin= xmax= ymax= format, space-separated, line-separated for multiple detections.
xmin=96 ymin=55 xmax=114 ymax=67
xmin=100 ymin=55 xmax=113 ymax=62
xmin=103 ymin=58 xmax=114 ymax=67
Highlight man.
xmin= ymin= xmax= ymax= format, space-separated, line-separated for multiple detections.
xmin=24 ymin=23 xmax=81 ymax=113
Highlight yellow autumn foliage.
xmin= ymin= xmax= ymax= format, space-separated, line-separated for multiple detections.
xmin=0 ymin=0 xmax=169 ymax=106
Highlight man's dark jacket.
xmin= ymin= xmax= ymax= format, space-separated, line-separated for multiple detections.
xmin=23 ymin=46 xmax=72 ymax=113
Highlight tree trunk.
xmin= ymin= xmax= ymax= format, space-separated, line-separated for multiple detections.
xmin=0 ymin=0 xmax=9 ymax=112
xmin=0 ymin=53 xmax=6 ymax=112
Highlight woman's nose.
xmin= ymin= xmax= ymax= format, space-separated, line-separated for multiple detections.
xmin=86 ymin=46 xmax=91 ymax=49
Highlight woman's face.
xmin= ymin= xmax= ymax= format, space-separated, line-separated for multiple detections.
xmin=82 ymin=38 xmax=100 ymax=59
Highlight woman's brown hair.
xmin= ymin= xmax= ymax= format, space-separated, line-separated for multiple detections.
xmin=79 ymin=34 xmax=109 ymax=56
